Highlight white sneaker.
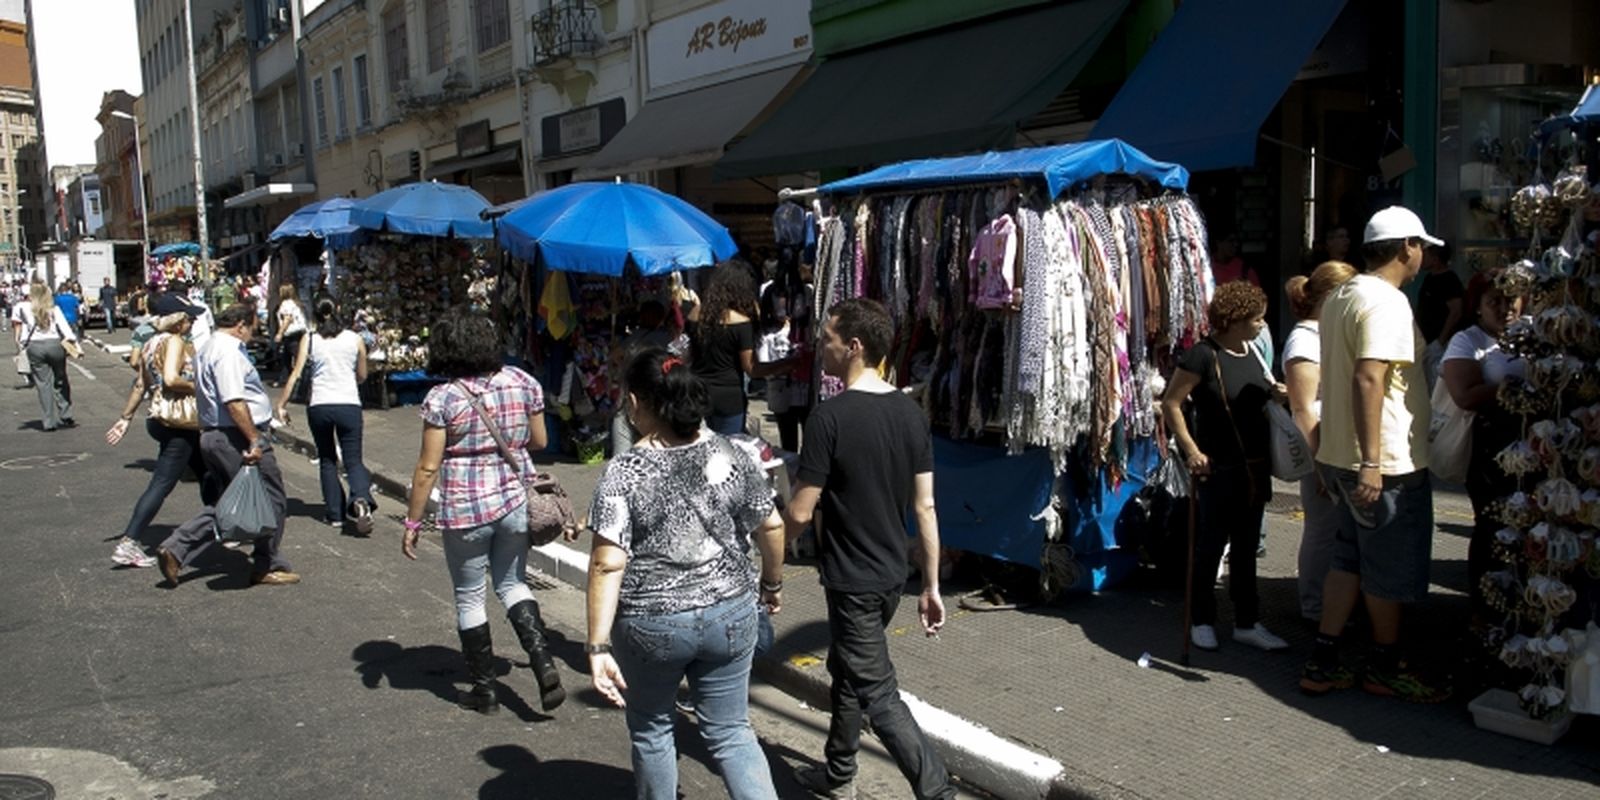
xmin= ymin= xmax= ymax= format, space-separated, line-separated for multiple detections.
xmin=1233 ymin=623 xmax=1289 ymax=651
xmin=111 ymin=538 xmax=157 ymax=568
xmin=1190 ymin=624 xmax=1220 ymax=651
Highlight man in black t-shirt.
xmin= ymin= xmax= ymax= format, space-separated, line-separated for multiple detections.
xmin=785 ymin=298 xmax=955 ymax=800
xmin=1415 ymin=244 xmax=1462 ymax=390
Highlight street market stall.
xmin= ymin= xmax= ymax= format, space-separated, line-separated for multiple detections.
xmin=335 ymin=183 xmax=496 ymax=404
xmin=807 ymin=139 xmax=1210 ymax=595
xmin=493 ymin=181 xmax=735 ymax=459
xmin=147 ymin=242 xmax=212 ymax=288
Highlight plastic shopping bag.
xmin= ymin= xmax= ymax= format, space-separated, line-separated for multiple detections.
xmin=1428 ymin=379 xmax=1473 ymax=485
xmin=216 ymin=466 xmax=276 ymax=542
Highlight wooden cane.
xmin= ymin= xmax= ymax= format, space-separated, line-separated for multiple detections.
xmin=1180 ymin=474 xmax=1198 ymax=666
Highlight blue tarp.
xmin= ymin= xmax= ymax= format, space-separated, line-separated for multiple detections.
xmin=1538 ymin=84 xmax=1600 ymax=139
xmin=923 ymin=436 xmax=1158 ymax=591
xmin=269 ymin=198 xmax=365 ymax=250
xmin=349 ymin=182 xmax=494 ymax=239
xmin=820 ymin=139 xmax=1189 ymax=198
xmin=1091 ymin=0 xmax=1348 ymax=172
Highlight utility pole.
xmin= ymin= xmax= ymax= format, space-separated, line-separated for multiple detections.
xmin=182 ymin=0 xmax=208 ymax=255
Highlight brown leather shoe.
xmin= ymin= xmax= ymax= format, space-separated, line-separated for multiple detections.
xmin=158 ymin=548 xmax=182 ymax=586
xmin=251 ymin=569 xmax=301 ymax=586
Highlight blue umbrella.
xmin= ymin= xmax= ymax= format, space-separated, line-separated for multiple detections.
xmin=496 ymin=182 xmax=736 ymax=276
xmin=350 ymin=182 xmax=494 ymax=239
xmin=269 ymin=198 xmax=365 ymax=249
xmin=151 ymin=242 xmax=203 ymax=257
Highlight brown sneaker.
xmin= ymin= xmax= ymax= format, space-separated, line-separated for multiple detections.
xmin=251 ymin=569 xmax=301 ymax=586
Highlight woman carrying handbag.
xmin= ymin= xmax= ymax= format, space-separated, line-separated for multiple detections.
xmin=402 ymin=312 xmax=568 ymax=714
xmin=105 ymin=300 xmax=217 ymax=568
xmin=15 ymin=280 xmax=78 ymax=431
xmin=1160 ymin=282 xmax=1290 ymax=654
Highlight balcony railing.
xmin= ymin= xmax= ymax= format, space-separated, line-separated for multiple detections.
xmin=532 ymin=1 xmax=601 ymax=67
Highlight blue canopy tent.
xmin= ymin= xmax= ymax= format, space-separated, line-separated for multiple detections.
xmin=817 ymin=139 xmax=1187 ymax=591
xmin=820 ymin=139 xmax=1190 ymax=196
xmin=268 ymin=197 xmax=365 ymax=249
xmin=494 ymin=181 xmax=736 ymax=277
xmin=349 ymin=182 xmax=494 ymax=239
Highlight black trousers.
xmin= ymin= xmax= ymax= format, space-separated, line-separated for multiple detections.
xmin=1191 ymin=463 xmax=1266 ymax=628
xmin=122 ymin=419 xmax=221 ymax=540
xmin=822 ymin=588 xmax=954 ymax=800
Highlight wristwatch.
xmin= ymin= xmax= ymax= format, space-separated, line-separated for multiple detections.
xmin=584 ymin=643 xmax=613 ymax=655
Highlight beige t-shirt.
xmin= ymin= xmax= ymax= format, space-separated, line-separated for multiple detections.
xmin=1316 ymin=274 xmax=1430 ymax=474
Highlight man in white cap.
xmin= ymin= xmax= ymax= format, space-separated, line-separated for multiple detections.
xmin=1299 ymin=206 xmax=1449 ymax=704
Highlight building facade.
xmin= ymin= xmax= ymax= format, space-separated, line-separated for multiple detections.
xmin=94 ymin=90 xmax=142 ymax=241
xmin=0 ymin=15 xmax=43 ymax=264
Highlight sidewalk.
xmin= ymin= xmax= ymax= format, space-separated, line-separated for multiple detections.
xmin=87 ymin=332 xmax=1598 ymax=799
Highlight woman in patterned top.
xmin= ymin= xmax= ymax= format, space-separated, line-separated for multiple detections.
xmin=402 ymin=312 xmax=566 ymax=714
xmin=586 ymin=348 xmax=787 ymax=799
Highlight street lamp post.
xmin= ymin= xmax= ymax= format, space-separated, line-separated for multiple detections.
xmin=109 ymin=110 xmax=150 ymax=271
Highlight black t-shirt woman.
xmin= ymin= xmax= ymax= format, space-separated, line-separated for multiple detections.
xmin=1160 ymin=281 xmax=1288 ymax=654
xmin=690 ymin=261 xmax=792 ymax=436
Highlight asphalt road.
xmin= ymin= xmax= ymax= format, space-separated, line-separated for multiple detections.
xmin=0 ymin=339 xmax=950 ymax=799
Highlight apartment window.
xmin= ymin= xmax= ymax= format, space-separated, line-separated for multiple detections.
xmin=332 ymin=66 xmax=348 ymax=138
xmin=353 ymin=54 xmax=372 ymax=128
xmin=383 ymin=6 xmax=409 ymax=92
xmin=473 ymin=0 xmax=509 ymax=53
xmin=425 ymin=0 xmax=449 ymax=73
xmin=313 ymin=76 xmax=327 ymax=145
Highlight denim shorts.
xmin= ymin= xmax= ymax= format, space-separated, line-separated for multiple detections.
xmin=1322 ymin=465 xmax=1434 ymax=603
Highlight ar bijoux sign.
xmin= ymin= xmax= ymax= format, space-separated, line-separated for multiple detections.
xmin=647 ymin=0 xmax=811 ymax=93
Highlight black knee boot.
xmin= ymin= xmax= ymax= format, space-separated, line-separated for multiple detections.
xmin=506 ymin=599 xmax=565 ymax=711
xmin=456 ymin=624 xmax=499 ymax=714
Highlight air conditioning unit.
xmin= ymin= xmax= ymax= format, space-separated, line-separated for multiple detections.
xmin=291 ymin=143 xmax=304 ymax=157
xmin=269 ymin=153 xmax=285 ymax=168
xmin=242 ymin=172 xmax=259 ymax=191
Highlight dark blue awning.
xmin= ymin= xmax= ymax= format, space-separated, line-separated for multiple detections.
xmin=819 ymin=139 xmax=1189 ymax=197
xmin=1091 ymin=0 xmax=1347 ymax=172
xmin=1538 ymin=83 xmax=1600 ymax=139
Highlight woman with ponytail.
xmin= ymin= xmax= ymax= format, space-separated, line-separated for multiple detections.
xmin=585 ymin=348 xmax=786 ymax=799
xmin=1281 ymin=260 xmax=1358 ymax=621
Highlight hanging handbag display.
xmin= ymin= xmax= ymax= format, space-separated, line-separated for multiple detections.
xmin=460 ymin=382 xmax=576 ymax=546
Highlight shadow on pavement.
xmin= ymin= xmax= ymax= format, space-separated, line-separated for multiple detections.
xmin=351 ymin=640 xmax=556 ymax=724
xmin=478 ymin=744 xmax=635 ymax=799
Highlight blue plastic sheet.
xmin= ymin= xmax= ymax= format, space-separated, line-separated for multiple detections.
xmin=151 ymin=242 xmax=202 ymax=257
xmin=819 ymin=139 xmax=1189 ymax=198
xmin=350 ymin=182 xmax=494 ymax=239
xmin=1538 ymin=84 xmax=1600 ymax=139
xmin=269 ymin=198 xmax=365 ymax=249
xmin=495 ymin=181 xmax=736 ymax=276
xmin=920 ymin=436 xmax=1158 ymax=591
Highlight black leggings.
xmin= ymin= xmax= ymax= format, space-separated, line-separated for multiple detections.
xmin=1190 ymin=464 xmax=1266 ymax=628
xmin=122 ymin=419 xmax=220 ymax=541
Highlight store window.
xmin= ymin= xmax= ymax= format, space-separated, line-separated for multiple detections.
xmin=384 ymin=5 xmax=410 ymax=93
xmin=332 ymin=66 xmax=348 ymax=139
xmin=353 ymin=54 xmax=373 ymax=129
xmin=473 ymin=0 xmax=509 ymax=53
xmin=425 ymin=0 xmax=450 ymax=73
xmin=313 ymin=76 xmax=327 ymax=145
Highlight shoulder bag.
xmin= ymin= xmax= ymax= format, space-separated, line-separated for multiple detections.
xmin=1427 ymin=377 xmax=1473 ymax=485
xmin=459 ymin=382 xmax=576 ymax=546
xmin=147 ymin=334 xmax=200 ymax=430
xmin=13 ymin=323 xmax=31 ymax=375
xmin=1248 ymin=343 xmax=1315 ymax=481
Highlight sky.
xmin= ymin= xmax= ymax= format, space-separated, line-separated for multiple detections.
xmin=30 ymin=0 xmax=143 ymax=168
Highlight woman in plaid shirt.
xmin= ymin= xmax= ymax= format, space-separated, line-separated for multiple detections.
xmin=402 ymin=312 xmax=566 ymax=714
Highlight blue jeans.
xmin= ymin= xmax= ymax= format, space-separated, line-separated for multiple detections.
xmin=306 ymin=404 xmax=373 ymax=522
xmin=706 ymin=411 xmax=746 ymax=436
xmin=123 ymin=419 xmax=220 ymax=541
xmin=614 ymin=593 xmax=776 ymax=800
xmin=441 ymin=510 xmax=534 ymax=630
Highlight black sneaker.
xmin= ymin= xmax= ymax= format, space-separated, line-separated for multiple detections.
xmin=794 ymin=765 xmax=855 ymax=799
xmin=1299 ymin=659 xmax=1355 ymax=695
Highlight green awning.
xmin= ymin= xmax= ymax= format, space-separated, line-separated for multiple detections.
xmin=715 ymin=0 xmax=1129 ymax=180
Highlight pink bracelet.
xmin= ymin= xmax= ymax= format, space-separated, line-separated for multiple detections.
xmin=403 ymin=518 xmax=424 ymax=532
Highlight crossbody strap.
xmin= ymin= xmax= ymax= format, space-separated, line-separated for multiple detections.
xmin=457 ymin=380 xmax=525 ymax=476
xmin=1207 ymin=340 xmax=1253 ymax=462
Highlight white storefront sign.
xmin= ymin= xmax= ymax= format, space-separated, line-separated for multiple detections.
xmin=647 ymin=0 xmax=811 ymax=93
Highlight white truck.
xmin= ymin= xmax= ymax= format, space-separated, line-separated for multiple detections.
xmin=72 ymin=240 xmax=118 ymax=324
